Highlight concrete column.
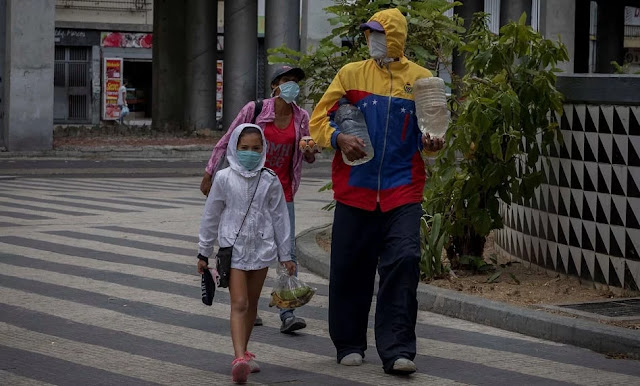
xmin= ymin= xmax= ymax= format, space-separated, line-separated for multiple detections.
xmin=91 ymin=46 xmax=101 ymax=125
xmin=573 ymin=0 xmax=591 ymax=73
xmin=3 ymin=0 xmax=54 ymax=151
xmin=184 ymin=0 xmax=217 ymax=132
xmin=152 ymin=0 xmax=185 ymax=132
xmin=0 ymin=0 xmax=6 ymax=148
xmin=538 ymin=0 xmax=575 ymax=73
xmin=452 ymin=0 xmax=484 ymax=79
xmin=264 ymin=0 xmax=300 ymax=97
xmin=223 ymin=0 xmax=257 ymax=130
xmin=500 ymin=0 xmax=533 ymax=26
xmin=595 ymin=1 xmax=625 ymax=73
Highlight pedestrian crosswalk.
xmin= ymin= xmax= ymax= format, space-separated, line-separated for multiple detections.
xmin=1 ymin=177 xmax=640 ymax=385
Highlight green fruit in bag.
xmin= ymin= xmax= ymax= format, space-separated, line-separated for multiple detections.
xmin=277 ymin=286 xmax=312 ymax=301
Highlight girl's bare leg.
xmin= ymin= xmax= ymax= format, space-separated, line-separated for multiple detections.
xmin=229 ymin=268 xmax=250 ymax=358
xmin=244 ymin=268 xmax=269 ymax=348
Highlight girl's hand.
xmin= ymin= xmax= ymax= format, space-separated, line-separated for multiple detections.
xmin=281 ymin=261 xmax=296 ymax=276
xmin=197 ymin=259 xmax=208 ymax=274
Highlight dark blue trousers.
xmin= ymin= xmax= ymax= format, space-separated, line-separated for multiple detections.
xmin=328 ymin=201 xmax=422 ymax=373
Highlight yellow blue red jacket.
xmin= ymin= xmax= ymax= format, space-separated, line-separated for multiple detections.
xmin=309 ymin=8 xmax=432 ymax=212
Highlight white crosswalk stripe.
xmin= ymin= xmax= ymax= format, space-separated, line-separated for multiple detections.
xmin=1 ymin=177 xmax=639 ymax=385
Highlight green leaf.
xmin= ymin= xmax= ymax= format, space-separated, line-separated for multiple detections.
xmin=508 ymin=273 xmax=521 ymax=285
xmin=490 ymin=133 xmax=503 ymax=161
xmin=487 ymin=271 xmax=502 ymax=283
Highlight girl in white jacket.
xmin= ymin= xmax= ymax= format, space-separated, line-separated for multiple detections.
xmin=197 ymin=123 xmax=295 ymax=384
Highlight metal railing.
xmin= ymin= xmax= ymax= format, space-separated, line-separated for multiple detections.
xmin=625 ymin=25 xmax=640 ymax=38
xmin=56 ymin=0 xmax=151 ymax=12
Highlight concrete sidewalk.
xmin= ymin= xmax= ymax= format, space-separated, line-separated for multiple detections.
xmin=295 ymin=224 xmax=640 ymax=360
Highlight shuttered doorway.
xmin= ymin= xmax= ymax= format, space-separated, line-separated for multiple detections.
xmin=54 ymin=46 xmax=91 ymax=123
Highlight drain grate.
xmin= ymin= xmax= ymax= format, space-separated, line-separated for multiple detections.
xmin=558 ymin=298 xmax=640 ymax=319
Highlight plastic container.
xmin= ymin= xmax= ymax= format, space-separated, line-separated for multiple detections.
xmin=414 ymin=77 xmax=450 ymax=138
xmin=334 ymin=99 xmax=373 ymax=166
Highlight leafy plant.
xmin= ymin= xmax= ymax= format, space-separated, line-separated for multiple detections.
xmin=268 ymin=0 xmax=463 ymax=106
xmin=420 ymin=212 xmax=449 ymax=279
xmin=425 ymin=13 xmax=568 ymax=264
xmin=611 ymin=61 xmax=640 ymax=75
xmin=318 ymin=181 xmax=336 ymax=211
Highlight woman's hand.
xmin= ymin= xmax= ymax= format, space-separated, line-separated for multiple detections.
xmin=197 ymin=259 xmax=208 ymax=274
xmin=281 ymin=261 xmax=296 ymax=276
xmin=200 ymin=172 xmax=213 ymax=196
xmin=303 ymin=149 xmax=316 ymax=163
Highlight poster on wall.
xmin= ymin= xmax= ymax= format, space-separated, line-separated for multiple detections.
xmin=101 ymin=32 xmax=153 ymax=48
xmin=103 ymin=57 xmax=123 ymax=120
xmin=626 ymin=7 xmax=640 ymax=26
xmin=217 ymin=60 xmax=223 ymax=121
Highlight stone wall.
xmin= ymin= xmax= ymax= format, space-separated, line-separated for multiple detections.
xmin=494 ymin=75 xmax=640 ymax=290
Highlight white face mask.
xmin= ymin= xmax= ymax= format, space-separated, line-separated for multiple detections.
xmin=368 ymin=31 xmax=387 ymax=60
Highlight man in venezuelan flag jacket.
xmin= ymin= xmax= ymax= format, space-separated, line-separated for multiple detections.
xmin=309 ymin=8 xmax=444 ymax=375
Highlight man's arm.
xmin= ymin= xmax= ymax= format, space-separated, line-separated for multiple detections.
xmin=309 ymin=70 xmax=367 ymax=161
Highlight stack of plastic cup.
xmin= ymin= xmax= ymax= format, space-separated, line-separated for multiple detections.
xmin=414 ymin=77 xmax=450 ymax=138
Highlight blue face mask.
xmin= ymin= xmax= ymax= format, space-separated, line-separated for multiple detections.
xmin=236 ymin=150 xmax=262 ymax=171
xmin=278 ymin=81 xmax=300 ymax=104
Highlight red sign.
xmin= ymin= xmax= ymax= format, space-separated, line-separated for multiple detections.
xmin=101 ymin=32 xmax=153 ymax=48
xmin=103 ymin=58 xmax=123 ymax=120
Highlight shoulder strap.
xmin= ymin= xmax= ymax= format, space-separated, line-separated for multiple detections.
xmin=252 ymin=100 xmax=264 ymax=124
xmin=232 ymin=169 xmax=264 ymax=246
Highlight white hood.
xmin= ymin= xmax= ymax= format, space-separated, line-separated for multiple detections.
xmin=226 ymin=123 xmax=267 ymax=177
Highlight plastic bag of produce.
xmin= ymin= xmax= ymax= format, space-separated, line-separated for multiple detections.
xmin=269 ymin=266 xmax=316 ymax=309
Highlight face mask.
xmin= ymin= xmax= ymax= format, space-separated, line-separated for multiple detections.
xmin=368 ymin=31 xmax=387 ymax=60
xmin=278 ymin=81 xmax=300 ymax=104
xmin=236 ymin=150 xmax=262 ymax=171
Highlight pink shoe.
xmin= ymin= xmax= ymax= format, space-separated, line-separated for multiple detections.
xmin=231 ymin=357 xmax=250 ymax=384
xmin=244 ymin=351 xmax=260 ymax=373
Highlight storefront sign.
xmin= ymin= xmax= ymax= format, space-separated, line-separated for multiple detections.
xmin=103 ymin=58 xmax=123 ymax=120
xmin=101 ymin=32 xmax=153 ymax=48
xmin=55 ymin=28 xmax=100 ymax=46
xmin=217 ymin=60 xmax=223 ymax=120
xmin=626 ymin=7 xmax=640 ymax=26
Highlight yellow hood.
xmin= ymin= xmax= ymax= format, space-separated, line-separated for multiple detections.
xmin=367 ymin=8 xmax=407 ymax=59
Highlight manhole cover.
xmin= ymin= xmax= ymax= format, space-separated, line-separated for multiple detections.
xmin=556 ymin=298 xmax=640 ymax=320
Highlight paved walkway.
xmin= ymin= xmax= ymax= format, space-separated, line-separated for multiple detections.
xmin=1 ymin=176 xmax=639 ymax=384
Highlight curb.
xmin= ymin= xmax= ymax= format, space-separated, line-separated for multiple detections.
xmin=0 ymin=145 xmax=214 ymax=160
xmin=296 ymin=226 xmax=640 ymax=359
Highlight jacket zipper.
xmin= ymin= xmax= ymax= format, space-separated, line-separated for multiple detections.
xmin=377 ymin=64 xmax=393 ymax=203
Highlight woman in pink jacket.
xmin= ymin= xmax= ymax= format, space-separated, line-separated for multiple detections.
xmin=200 ymin=66 xmax=316 ymax=334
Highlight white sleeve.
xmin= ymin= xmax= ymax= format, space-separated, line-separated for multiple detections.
xmin=268 ymin=177 xmax=292 ymax=262
xmin=198 ymin=175 xmax=226 ymax=257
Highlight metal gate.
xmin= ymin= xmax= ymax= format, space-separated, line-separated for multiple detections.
xmin=54 ymin=46 xmax=91 ymax=123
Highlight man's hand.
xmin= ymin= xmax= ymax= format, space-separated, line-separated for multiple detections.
xmin=281 ymin=261 xmax=296 ymax=276
xmin=197 ymin=259 xmax=208 ymax=274
xmin=337 ymin=133 xmax=367 ymax=162
xmin=422 ymin=133 xmax=444 ymax=152
xmin=200 ymin=172 xmax=213 ymax=196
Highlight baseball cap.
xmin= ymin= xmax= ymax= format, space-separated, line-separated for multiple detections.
xmin=271 ymin=66 xmax=305 ymax=85
xmin=359 ymin=20 xmax=385 ymax=33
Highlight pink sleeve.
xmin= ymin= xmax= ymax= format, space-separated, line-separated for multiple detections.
xmin=205 ymin=102 xmax=256 ymax=175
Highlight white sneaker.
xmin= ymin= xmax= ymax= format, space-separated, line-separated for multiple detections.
xmin=340 ymin=353 xmax=363 ymax=366
xmin=392 ymin=358 xmax=416 ymax=374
